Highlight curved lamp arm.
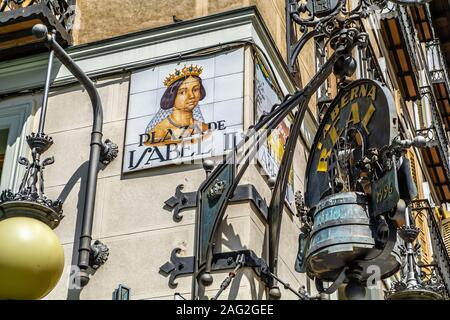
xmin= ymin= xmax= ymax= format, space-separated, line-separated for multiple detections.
xmin=32 ymin=24 xmax=117 ymax=287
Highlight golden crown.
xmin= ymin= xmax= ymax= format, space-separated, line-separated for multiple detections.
xmin=164 ymin=64 xmax=203 ymax=87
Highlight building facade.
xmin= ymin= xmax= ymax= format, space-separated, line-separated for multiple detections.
xmin=0 ymin=0 xmax=449 ymax=300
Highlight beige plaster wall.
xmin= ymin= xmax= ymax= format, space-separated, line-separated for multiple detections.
xmin=73 ymin=1 xmax=286 ymax=58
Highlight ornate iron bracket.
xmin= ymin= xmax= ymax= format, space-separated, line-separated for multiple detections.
xmin=160 ymin=247 xmax=322 ymax=300
xmin=164 ymin=184 xmax=269 ymax=222
xmin=89 ymin=240 xmax=110 ymax=270
xmin=164 ymin=185 xmax=195 ymax=221
xmin=100 ymin=139 xmax=119 ymax=166
xmin=159 ymin=249 xmax=271 ymax=288
xmin=160 ymin=248 xmax=195 ymax=287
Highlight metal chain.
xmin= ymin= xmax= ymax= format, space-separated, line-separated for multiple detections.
xmin=211 ymin=254 xmax=245 ymax=300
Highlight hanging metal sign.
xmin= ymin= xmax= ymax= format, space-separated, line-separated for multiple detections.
xmin=371 ymin=165 xmax=400 ymax=216
xmin=304 ymin=79 xmax=398 ymax=208
xmin=299 ymin=79 xmax=402 ymax=295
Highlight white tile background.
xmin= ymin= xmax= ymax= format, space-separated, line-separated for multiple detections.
xmin=213 ymin=73 xmax=244 ymax=102
xmin=130 ymin=67 xmax=158 ymax=94
xmin=213 ymin=99 xmax=243 ymax=127
xmin=127 ymin=90 xmax=159 ymax=119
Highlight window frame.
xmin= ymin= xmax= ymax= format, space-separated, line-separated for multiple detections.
xmin=0 ymin=98 xmax=34 ymax=192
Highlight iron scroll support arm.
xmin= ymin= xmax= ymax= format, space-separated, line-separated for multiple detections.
xmin=194 ymin=85 xmax=306 ymax=296
xmin=267 ymin=30 xmax=368 ymax=298
xmin=32 ymin=24 xmax=118 ymax=287
xmin=286 ymin=0 xmax=343 ymax=74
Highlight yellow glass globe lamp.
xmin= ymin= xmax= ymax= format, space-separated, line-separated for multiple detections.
xmin=0 ymin=217 xmax=64 ymax=300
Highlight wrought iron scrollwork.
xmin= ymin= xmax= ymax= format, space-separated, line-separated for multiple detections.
xmin=286 ymin=0 xmax=427 ymax=74
xmin=287 ymin=0 xmax=372 ymax=73
xmin=0 ymin=0 xmax=75 ymax=31
xmin=386 ymin=199 xmax=449 ymax=299
xmin=0 ymin=131 xmax=64 ymax=228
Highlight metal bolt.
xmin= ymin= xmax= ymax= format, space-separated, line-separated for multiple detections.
xmin=199 ymin=272 xmax=214 ymax=287
xmin=268 ymin=176 xmax=277 ymax=189
xmin=203 ymin=159 xmax=215 ymax=177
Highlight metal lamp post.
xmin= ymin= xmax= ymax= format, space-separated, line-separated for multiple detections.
xmin=0 ymin=31 xmax=65 ymax=300
xmin=0 ymin=33 xmax=62 ymax=228
xmin=0 ymin=24 xmax=118 ymax=299
xmin=31 ymin=23 xmax=119 ymax=287
xmin=386 ymin=206 xmax=446 ymax=300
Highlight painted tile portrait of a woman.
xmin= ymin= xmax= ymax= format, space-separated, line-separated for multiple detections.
xmin=144 ymin=65 xmax=210 ymax=146
xmin=124 ymin=49 xmax=245 ymax=172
